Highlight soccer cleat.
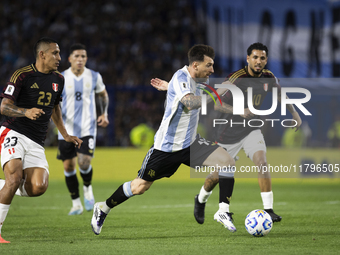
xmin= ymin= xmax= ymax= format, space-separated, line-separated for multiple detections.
xmin=91 ymin=203 xmax=108 ymax=235
xmin=194 ymin=194 xmax=206 ymax=224
xmin=83 ymin=185 xmax=95 ymax=211
xmin=265 ymin=209 xmax=282 ymax=222
xmin=68 ymin=205 xmax=83 ymax=215
xmin=214 ymin=211 xmax=237 ymax=233
xmin=0 ymin=234 xmax=10 ymax=243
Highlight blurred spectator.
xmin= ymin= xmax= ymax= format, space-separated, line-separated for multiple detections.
xmin=327 ymin=115 xmax=340 ymax=148
xmin=130 ymin=123 xmax=155 ymax=148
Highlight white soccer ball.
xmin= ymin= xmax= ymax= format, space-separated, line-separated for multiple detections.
xmin=245 ymin=209 xmax=273 ymax=237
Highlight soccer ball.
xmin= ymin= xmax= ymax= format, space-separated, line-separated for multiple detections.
xmin=245 ymin=209 xmax=273 ymax=237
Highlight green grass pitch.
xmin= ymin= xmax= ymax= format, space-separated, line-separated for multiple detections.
xmin=0 ymin=148 xmax=339 ymax=254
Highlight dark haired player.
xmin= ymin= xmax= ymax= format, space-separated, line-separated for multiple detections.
xmin=91 ymin=44 xmax=236 ymax=235
xmin=0 ymin=38 xmax=82 ymax=243
xmin=151 ymin=42 xmax=302 ymax=232
xmin=57 ymin=43 xmax=109 ymax=215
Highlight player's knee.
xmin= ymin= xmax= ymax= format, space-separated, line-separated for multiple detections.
xmin=78 ymin=162 xmax=90 ymax=171
xmin=30 ymin=182 xmax=48 ymax=197
xmin=220 ymin=157 xmax=235 ymax=168
xmin=257 ymin=159 xmax=267 ymax=168
xmin=64 ymin=165 xmax=75 ymax=172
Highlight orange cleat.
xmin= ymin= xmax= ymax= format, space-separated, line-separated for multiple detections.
xmin=0 ymin=234 xmax=10 ymax=243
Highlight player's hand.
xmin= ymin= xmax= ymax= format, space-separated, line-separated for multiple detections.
xmin=291 ymin=111 xmax=302 ymax=132
xmin=150 ymin=78 xmax=168 ymax=91
xmin=240 ymin=108 xmax=255 ymax=119
xmin=25 ymin=108 xmax=45 ymax=120
xmin=97 ymin=114 xmax=109 ymax=127
xmin=64 ymin=135 xmax=83 ymax=149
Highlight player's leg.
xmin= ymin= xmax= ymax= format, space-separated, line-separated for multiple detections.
xmin=202 ymin=147 xmax=237 ymax=232
xmin=91 ymin=146 xmax=183 ymax=235
xmin=245 ymin=130 xmax=282 ymax=222
xmin=0 ymin=159 xmax=23 ymax=243
xmin=252 ymin=150 xmax=282 ymax=222
xmin=63 ymin=158 xmax=83 ymax=215
xmin=57 ymin=140 xmax=82 ymax=215
xmin=77 ymin=136 xmax=95 ymax=211
xmin=0 ymin=128 xmax=26 ymax=243
xmin=21 ymin=167 xmax=49 ymax=197
xmin=194 ymin=138 xmax=239 ymax=229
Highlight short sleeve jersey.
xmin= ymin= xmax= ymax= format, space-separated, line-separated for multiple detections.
xmin=58 ymin=67 xmax=105 ymax=140
xmin=0 ymin=64 xmax=64 ymax=146
xmin=153 ymin=66 xmax=202 ymax=152
xmin=216 ymin=67 xmax=280 ymax=144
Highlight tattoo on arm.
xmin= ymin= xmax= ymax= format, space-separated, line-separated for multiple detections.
xmin=96 ymin=90 xmax=109 ymax=115
xmin=180 ymin=94 xmax=202 ymax=110
xmin=1 ymin=98 xmax=27 ymax=117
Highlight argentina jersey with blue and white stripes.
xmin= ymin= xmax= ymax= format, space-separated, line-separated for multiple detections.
xmin=154 ymin=66 xmax=202 ymax=152
xmin=58 ymin=67 xmax=106 ymax=140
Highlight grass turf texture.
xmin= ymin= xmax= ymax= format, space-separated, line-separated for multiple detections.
xmin=0 ymin=148 xmax=339 ymax=254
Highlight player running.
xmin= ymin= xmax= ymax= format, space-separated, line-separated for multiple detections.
xmin=90 ymin=44 xmax=236 ymax=235
xmin=0 ymin=38 xmax=82 ymax=243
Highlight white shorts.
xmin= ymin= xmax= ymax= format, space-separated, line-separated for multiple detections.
xmin=218 ymin=129 xmax=266 ymax=162
xmin=0 ymin=127 xmax=49 ymax=173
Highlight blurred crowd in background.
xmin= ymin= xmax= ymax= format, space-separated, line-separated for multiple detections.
xmin=0 ymin=0 xmax=339 ymax=148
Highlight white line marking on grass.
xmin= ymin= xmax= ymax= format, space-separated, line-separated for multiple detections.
xmin=325 ymin=201 xmax=340 ymax=204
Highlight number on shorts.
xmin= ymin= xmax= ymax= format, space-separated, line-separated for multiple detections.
xmin=4 ymin=137 xmax=18 ymax=148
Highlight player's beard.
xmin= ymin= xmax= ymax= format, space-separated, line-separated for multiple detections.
xmin=250 ymin=66 xmax=263 ymax=75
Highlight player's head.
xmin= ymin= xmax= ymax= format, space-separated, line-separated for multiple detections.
xmin=68 ymin=43 xmax=87 ymax=73
xmin=34 ymin=37 xmax=61 ymax=72
xmin=246 ymin=42 xmax=268 ymax=77
xmin=188 ymin=44 xmax=215 ymax=80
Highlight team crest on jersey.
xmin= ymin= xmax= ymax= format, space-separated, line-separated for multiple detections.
xmin=52 ymin=83 xmax=58 ymax=92
xmin=263 ymin=83 xmax=268 ymax=91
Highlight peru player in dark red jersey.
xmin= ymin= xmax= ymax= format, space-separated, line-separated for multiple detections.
xmin=194 ymin=43 xmax=302 ymax=230
xmin=0 ymin=37 xmax=83 ymax=243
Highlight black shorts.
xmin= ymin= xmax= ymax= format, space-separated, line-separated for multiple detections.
xmin=57 ymin=136 xmax=95 ymax=161
xmin=138 ymin=134 xmax=219 ymax=181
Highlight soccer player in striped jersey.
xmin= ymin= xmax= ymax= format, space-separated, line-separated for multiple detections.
xmin=57 ymin=44 xmax=109 ymax=215
xmin=91 ymin=44 xmax=237 ymax=235
xmin=0 ymin=38 xmax=82 ymax=243
xmin=150 ymin=42 xmax=302 ymax=231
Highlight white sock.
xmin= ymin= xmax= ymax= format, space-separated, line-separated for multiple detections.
xmin=98 ymin=201 xmax=111 ymax=214
xmin=218 ymin=202 xmax=230 ymax=213
xmin=261 ymin=191 xmax=273 ymax=209
xmin=72 ymin=197 xmax=82 ymax=208
xmin=15 ymin=179 xmax=29 ymax=197
xmin=0 ymin=203 xmax=10 ymax=234
xmin=198 ymin=186 xmax=212 ymax=203
xmin=0 ymin=179 xmax=5 ymax=190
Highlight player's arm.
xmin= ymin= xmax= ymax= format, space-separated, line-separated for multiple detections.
xmin=0 ymin=98 xmax=45 ymax=120
xmin=96 ymin=89 xmax=109 ymax=127
xmin=277 ymin=85 xmax=302 ymax=131
xmin=51 ymin=104 xmax=83 ymax=148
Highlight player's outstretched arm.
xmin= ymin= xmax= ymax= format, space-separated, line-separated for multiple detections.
xmin=278 ymin=90 xmax=302 ymax=131
xmin=96 ymin=89 xmax=109 ymax=127
xmin=0 ymin=98 xmax=45 ymax=120
xmin=150 ymin=78 xmax=169 ymax=91
xmin=51 ymin=104 xmax=83 ymax=148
